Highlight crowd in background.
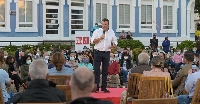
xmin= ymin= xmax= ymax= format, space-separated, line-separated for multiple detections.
xmin=0 ymin=35 xmax=200 ymax=104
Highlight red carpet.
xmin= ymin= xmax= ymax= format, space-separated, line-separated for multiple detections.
xmin=91 ymin=88 xmax=126 ymax=104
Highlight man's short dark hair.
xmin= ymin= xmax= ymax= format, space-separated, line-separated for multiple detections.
xmin=102 ymin=18 xmax=109 ymax=24
xmin=184 ymin=51 xmax=194 ymax=62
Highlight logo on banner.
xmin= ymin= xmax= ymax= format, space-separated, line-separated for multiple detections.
xmin=76 ymin=37 xmax=82 ymax=44
xmin=83 ymin=37 xmax=89 ymax=44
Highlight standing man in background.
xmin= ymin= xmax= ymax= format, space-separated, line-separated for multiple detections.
xmin=91 ymin=18 xmax=117 ymax=93
xmin=91 ymin=23 xmax=99 ymax=33
xmin=162 ymin=36 xmax=170 ymax=53
xmin=150 ymin=34 xmax=158 ymax=50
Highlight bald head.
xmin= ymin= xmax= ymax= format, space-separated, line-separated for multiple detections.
xmin=78 ymin=50 xmax=81 ymax=53
xmin=70 ymin=66 xmax=94 ymax=92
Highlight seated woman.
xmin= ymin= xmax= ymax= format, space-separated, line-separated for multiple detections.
xmin=78 ymin=54 xmax=93 ymax=71
xmin=43 ymin=51 xmax=50 ymax=64
xmin=149 ymin=50 xmax=158 ymax=66
xmin=21 ymin=55 xmax=32 ymax=83
xmin=48 ymin=52 xmax=71 ymax=69
xmin=126 ymin=31 xmax=132 ymax=39
xmin=6 ymin=56 xmax=26 ymax=92
xmin=113 ymin=51 xmax=119 ymax=63
xmin=49 ymin=52 xmax=73 ymax=75
xmin=120 ymin=51 xmax=132 ymax=85
xmin=143 ymin=56 xmax=170 ymax=77
xmin=66 ymin=52 xmax=78 ymax=70
xmin=84 ymin=51 xmax=93 ymax=65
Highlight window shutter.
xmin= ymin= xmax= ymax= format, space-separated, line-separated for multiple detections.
xmin=124 ymin=4 xmax=130 ymax=24
xmin=168 ymin=6 xmax=172 ymax=25
xmin=26 ymin=1 xmax=33 ymax=22
xmin=101 ymin=4 xmax=107 ymax=20
xmin=0 ymin=0 xmax=5 ymax=22
xmin=163 ymin=5 xmax=167 ymax=25
xmin=141 ymin=5 xmax=146 ymax=24
xmin=119 ymin=4 xmax=124 ymax=24
xmin=146 ymin=5 xmax=152 ymax=24
xmin=19 ymin=1 xmax=25 ymax=22
xmin=96 ymin=3 xmax=101 ymax=23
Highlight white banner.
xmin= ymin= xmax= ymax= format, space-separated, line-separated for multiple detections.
xmin=75 ymin=31 xmax=91 ymax=52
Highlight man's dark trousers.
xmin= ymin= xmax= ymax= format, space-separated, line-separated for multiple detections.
xmin=94 ymin=50 xmax=110 ymax=89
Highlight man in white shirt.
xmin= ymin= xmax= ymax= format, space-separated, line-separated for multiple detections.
xmin=91 ymin=18 xmax=117 ymax=93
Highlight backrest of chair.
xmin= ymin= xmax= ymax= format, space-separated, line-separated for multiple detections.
xmin=0 ymin=85 xmax=4 ymax=104
xmin=48 ymin=75 xmax=71 ymax=85
xmin=132 ymin=98 xmax=178 ymax=104
xmin=138 ymin=76 xmax=165 ymax=99
xmin=127 ymin=73 xmax=142 ymax=98
xmin=48 ymin=75 xmax=72 ymax=102
xmin=191 ymin=78 xmax=200 ymax=104
xmin=56 ymin=85 xmax=71 ymax=102
xmin=164 ymin=76 xmax=174 ymax=97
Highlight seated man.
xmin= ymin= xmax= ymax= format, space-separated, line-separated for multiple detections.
xmin=172 ymin=51 xmax=194 ymax=97
xmin=177 ymin=68 xmax=200 ymax=104
xmin=69 ymin=66 xmax=112 ymax=104
xmin=169 ymin=49 xmax=183 ymax=72
xmin=13 ymin=59 xmax=66 ymax=103
xmin=100 ymin=53 xmax=120 ymax=87
xmin=131 ymin=52 xmax=151 ymax=74
xmin=0 ymin=69 xmax=15 ymax=104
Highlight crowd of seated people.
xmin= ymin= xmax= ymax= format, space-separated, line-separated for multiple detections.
xmin=1 ymin=44 xmax=200 ymax=104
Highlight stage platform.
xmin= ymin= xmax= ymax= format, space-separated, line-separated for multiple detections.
xmin=91 ymin=88 xmax=126 ymax=104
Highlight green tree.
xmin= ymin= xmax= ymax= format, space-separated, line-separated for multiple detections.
xmin=195 ymin=0 xmax=200 ymax=14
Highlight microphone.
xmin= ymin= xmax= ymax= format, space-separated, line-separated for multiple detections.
xmin=103 ymin=30 xmax=105 ymax=34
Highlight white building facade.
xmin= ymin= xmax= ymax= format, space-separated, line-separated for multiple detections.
xmin=0 ymin=0 xmax=196 ymax=46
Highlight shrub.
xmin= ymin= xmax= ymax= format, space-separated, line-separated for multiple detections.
xmin=2 ymin=45 xmax=19 ymax=56
xmin=177 ymin=40 xmax=195 ymax=51
xmin=117 ymin=39 xmax=145 ymax=50
xmin=132 ymin=48 xmax=143 ymax=61
xmin=2 ymin=44 xmax=71 ymax=56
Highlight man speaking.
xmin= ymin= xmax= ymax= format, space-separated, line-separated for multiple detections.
xmin=91 ymin=18 xmax=117 ymax=93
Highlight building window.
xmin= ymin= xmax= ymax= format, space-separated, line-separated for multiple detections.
xmin=0 ymin=1 xmax=5 ymax=28
xmin=0 ymin=0 xmax=11 ymax=32
xmin=93 ymin=0 xmax=113 ymax=29
xmin=119 ymin=4 xmax=130 ymax=28
xmin=18 ymin=0 xmax=33 ymax=27
xmin=141 ymin=5 xmax=152 ymax=29
xmin=96 ymin=3 xmax=107 ymax=27
xmin=163 ymin=5 xmax=173 ymax=29
xmin=71 ymin=0 xmax=85 ymax=34
xmin=116 ymin=0 xmax=135 ymax=32
xmin=15 ymin=0 xmax=38 ymax=32
xmin=160 ymin=0 xmax=178 ymax=33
